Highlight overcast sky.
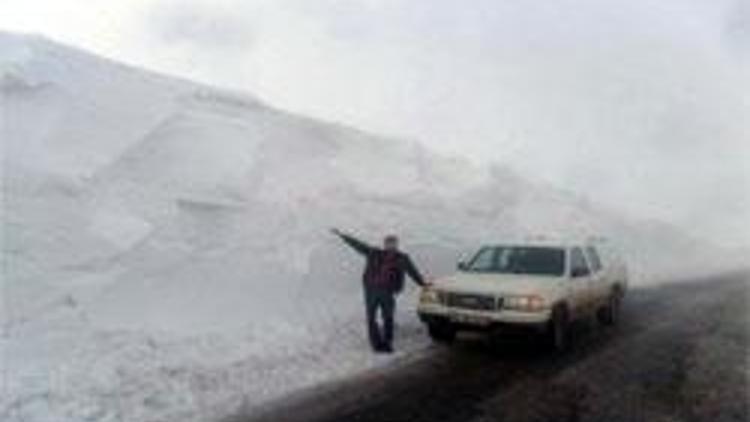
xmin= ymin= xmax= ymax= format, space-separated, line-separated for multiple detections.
xmin=1 ymin=0 xmax=748 ymax=247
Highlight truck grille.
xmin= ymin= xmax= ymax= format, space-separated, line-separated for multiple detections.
xmin=445 ymin=293 xmax=498 ymax=311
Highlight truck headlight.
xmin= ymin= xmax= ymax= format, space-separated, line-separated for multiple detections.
xmin=419 ymin=288 xmax=441 ymax=304
xmin=504 ymin=295 xmax=547 ymax=312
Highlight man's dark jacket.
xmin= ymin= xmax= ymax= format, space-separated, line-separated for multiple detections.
xmin=337 ymin=233 xmax=425 ymax=293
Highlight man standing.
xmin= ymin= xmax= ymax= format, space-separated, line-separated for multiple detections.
xmin=331 ymin=229 xmax=428 ymax=353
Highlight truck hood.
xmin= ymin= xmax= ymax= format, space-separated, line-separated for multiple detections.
xmin=434 ymin=272 xmax=565 ymax=297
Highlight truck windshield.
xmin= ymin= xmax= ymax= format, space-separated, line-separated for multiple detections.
xmin=464 ymin=246 xmax=565 ymax=276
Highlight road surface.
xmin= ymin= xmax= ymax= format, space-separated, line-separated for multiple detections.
xmin=232 ymin=271 xmax=749 ymax=422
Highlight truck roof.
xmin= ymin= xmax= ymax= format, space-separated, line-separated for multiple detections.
xmin=483 ymin=234 xmax=605 ymax=248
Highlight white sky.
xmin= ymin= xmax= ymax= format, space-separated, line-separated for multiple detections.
xmin=1 ymin=0 xmax=748 ymax=247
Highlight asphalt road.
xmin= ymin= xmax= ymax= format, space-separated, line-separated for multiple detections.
xmin=233 ymin=271 xmax=749 ymax=422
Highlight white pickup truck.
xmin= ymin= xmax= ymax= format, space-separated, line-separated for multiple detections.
xmin=417 ymin=238 xmax=628 ymax=352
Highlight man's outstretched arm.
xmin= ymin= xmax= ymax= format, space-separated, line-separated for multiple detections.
xmin=404 ymin=256 xmax=427 ymax=286
xmin=331 ymin=228 xmax=373 ymax=256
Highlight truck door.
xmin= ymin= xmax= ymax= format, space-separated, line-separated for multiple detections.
xmin=585 ymin=246 xmax=607 ymax=305
xmin=569 ymin=247 xmax=594 ymax=316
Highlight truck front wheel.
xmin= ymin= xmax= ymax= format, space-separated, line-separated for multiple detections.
xmin=548 ymin=306 xmax=570 ymax=353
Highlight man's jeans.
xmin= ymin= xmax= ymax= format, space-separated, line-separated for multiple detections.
xmin=364 ymin=287 xmax=396 ymax=350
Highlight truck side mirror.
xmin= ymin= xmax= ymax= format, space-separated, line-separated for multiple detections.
xmin=457 ymin=261 xmax=468 ymax=271
xmin=571 ymin=267 xmax=590 ymax=278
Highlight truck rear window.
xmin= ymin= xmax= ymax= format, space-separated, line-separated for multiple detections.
xmin=465 ymin=246 xmax=565 ymax=276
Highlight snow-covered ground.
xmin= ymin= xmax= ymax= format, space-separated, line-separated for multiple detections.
xmin=0 ymin=32 xmax=740 ymax=422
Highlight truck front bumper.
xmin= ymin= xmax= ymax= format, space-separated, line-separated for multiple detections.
xmin=417 ymin=304 xmax=551 ymax=334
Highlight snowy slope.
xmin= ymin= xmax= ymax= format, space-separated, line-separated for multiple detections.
xmin=0 ymin=32 xmax=730 ymax=422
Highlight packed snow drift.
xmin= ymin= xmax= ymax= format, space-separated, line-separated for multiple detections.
xmin=0 ymin=32 xmax=737 ymax=422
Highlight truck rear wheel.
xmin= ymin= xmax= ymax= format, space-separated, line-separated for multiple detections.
xmin=597 ymin=291 xmax=621 ymax=326
xmin=427 ymin=322 xmax=456 ymax=344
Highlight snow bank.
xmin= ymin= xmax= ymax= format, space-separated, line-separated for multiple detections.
xmin=1 ymin=32 xmax=732 ymax=422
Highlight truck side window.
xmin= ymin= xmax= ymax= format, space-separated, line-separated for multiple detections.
xmin=570 ymin=247 xmax=590 ymax=278
xmin=585 ymin=246 xmax=602 ymax=273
